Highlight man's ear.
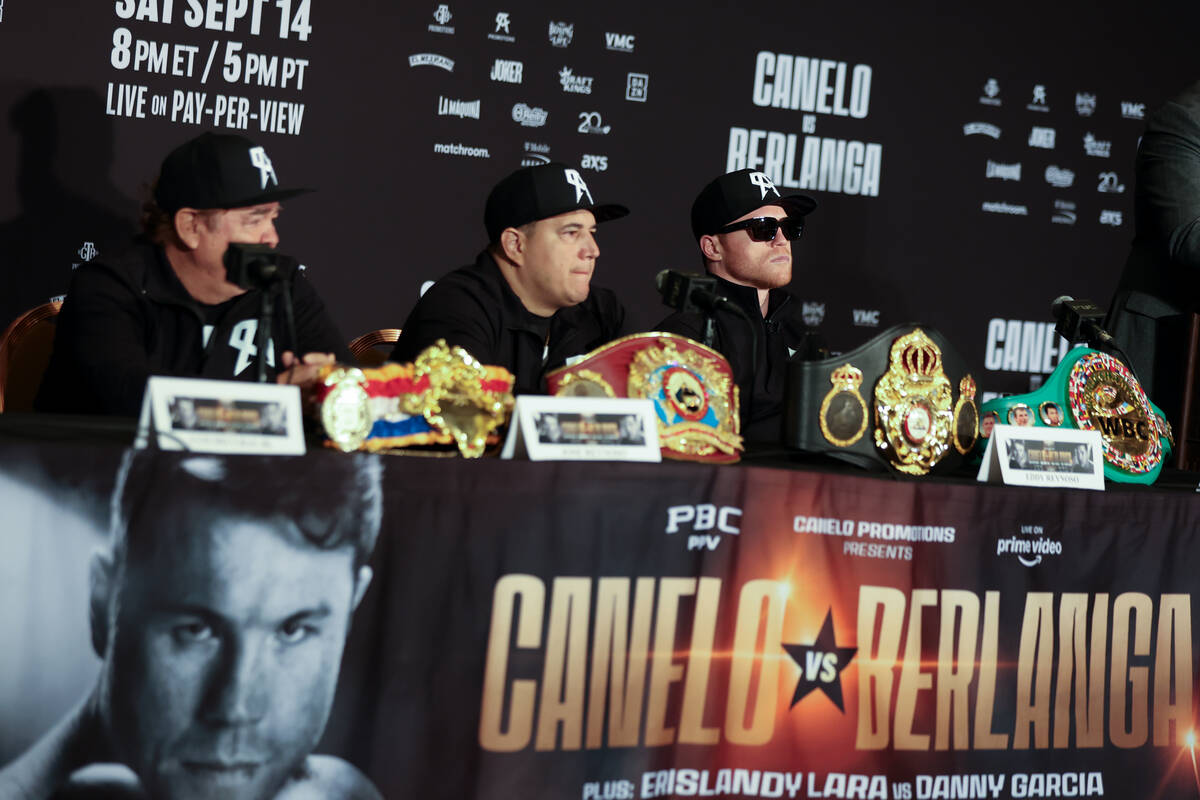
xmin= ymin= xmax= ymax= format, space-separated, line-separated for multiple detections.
xmin=498 ymin=227 xmax=524 ymax=265
xmin=351 ymin=565 xmax=373 ymax=612
xmin=88 ymin=550 xmax=115 ymax=658
xmin=173 ymin=209 xmax=201 ymax=250
xmin=699 ymin=234 xmax=722 ymax=262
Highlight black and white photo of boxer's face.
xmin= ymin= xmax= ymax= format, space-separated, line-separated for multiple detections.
xmin=92 ymin=504 xmax=371 ymax=800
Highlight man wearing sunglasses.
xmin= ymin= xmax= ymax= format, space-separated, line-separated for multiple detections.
xmin=391 ymin=163 xmax=629 ymax=394
xmin=657 ymin=169 xmax=819 ymax=443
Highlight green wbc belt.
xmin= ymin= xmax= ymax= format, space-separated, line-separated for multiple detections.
xmin=978 ymin=348 xmax=1174 ymax=484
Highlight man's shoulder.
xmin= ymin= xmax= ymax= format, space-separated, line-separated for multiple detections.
xmin=654 ymin=308 xmax=705 ymax=338
xmin=391 ymin=255 xmax=504 ymax=363
xmin=416 ymin=256 xmax=507 ymax=309
xmin=69 ymin=241 xmax=161 ymax=296
xmin=1149 ymin=81 xmax=1200 ymax=137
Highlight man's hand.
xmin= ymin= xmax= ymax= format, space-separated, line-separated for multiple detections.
xmin=277 ymin=351 xmax=336 ymax=386
xmin=0 ymin=681 xmax=115 ymax=799
xmin=277 ymin=351 xmax=338 ymax=410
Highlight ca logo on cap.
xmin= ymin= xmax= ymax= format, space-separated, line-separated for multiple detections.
xmin=749 ymin=171 xmax=781 ymax=200
xmin=249 ymin=146 xmax=278 ymax=190
xmin=564 ymin=168 xmax=593 ymax=204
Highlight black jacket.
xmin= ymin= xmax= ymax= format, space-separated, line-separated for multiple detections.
xmin=1106 ymin=79 xmax=1200 ymax=428
xmin=656 ymin=275 xmax=819 ymax=443
xmin=36 ymin=240 xmax=350 ymax=416
xmin=391 ymin=251 xmax=626 ymax=395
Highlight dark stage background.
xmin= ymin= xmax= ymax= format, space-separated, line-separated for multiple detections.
xmin=0 ymin=1 xmax=1198 ymax=400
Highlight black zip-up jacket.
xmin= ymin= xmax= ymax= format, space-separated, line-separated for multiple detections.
xmin=656 ymin=275 xmax=819 ymax=443
xmin=390 ymin=250 xmax=626 ymax=395
xmin=1106 ymin=79 xmax=1200 ymax=429
xmin=36 ymin=240 xmax=351 ymax=416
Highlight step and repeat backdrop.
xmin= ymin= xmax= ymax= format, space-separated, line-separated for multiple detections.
xmin=0 ymin=2 xmax=1197 ymax=399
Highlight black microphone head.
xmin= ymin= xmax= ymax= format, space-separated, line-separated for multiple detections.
xmin=1050 ymin=294 xmax=1074 ymax=317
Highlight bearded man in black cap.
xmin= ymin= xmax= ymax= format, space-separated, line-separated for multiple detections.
xmin=657 ymin=169 xmax=819 ymax=443
xmin=391 ymin=162 xmax=628 ymax=394
xmin=36 ymin=131 xmax=350 ymax=416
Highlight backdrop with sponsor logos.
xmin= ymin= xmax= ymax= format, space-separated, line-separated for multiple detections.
xmin=1 ymin=443 xmax=1198 ymax=799
xmin=0 ymin=2 xmax=1196 ymax=400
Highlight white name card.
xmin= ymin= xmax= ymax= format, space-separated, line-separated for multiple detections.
xmin=501 ymin=396 xmax=661 ymax=462
xmin=977 ymin=424 xmax=1104 ymax=490
xmin=135 ymin=376 xmax=305 ymax=455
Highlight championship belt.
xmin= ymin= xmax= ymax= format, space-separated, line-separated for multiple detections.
xmin=784 ymin=324 xmax=978 ymax=475
xmin=315 ymin=340 xmax=515 ymax=458
xmin=544 ymin=333 xmax=743 ymax=463
xmin=978 ymin=348 xmax=1173 ymax=484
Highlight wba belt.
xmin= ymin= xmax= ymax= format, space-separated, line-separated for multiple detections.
xmin=784 ymin=325 xmax=978 ymax=475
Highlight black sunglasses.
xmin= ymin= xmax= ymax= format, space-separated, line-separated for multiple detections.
xmin=717 ymin=216 xmax=804 ymax=242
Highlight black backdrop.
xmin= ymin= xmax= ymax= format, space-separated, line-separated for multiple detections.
xmin=1 ymin=1 xmax=1198 ymax=399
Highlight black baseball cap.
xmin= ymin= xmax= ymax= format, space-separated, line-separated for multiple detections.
xmin=153 ymin=131 xmax=311 ymax=214
xmin=690 ymin=169 xmax=816 ymax=239
xmin=485 ymin=163 xmax=629 ymax=243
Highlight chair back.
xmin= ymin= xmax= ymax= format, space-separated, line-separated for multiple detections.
xmin=1177 ymin=313 xmax=1200 ymax=469
xmin=349 ymin=328 xmax=401 ymax=367
xmin=0 ymin=300 xmax=63 ymax=413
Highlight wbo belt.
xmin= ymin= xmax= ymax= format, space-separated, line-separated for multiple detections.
xmin=978 ymin=348 xmax=1173 ymax=484
xmin=315 ymin=339 xmax=515 ymax=458
xmin=544 ymin=332 xmax=743 ymax=463
xmin=784 ymin=325 xmax=978 ymax=475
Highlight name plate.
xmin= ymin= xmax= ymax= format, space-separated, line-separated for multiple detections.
xmin=976 ymin=424 xmax=1104 ymax=490
xmin=500 ymin=396 xmax=661 ymax=462
xmin=135 ymin=376 xmax=306 ymax=455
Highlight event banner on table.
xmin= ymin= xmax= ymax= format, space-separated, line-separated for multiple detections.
xmin=0 ymin=445 xmax=1195 ymax=799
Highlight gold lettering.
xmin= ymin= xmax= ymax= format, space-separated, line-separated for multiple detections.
xmin=724 ymin=579 xmax=786 ymax=745
xmin=679 ymin=577 xmax=722 ymax=744
xmin=644 ymin=578 xmax=696 ymax=746
xmin=1110 ymin=592 xmax=1151 ymax=748
xmin=479 ymin=575 xmax=545 ymax=752
xmin=973 ymin=591 xmax=1009 ymax=749
xmin=535 ymin=578 xmax=591 ymax=750
xmin=586 ymin=577 xmax=655 ymax=748
xmin=895 ymin=589 xmax=936 ymax=750
xmin=1153 ymin=594 xmax=1192 ymax=745
xmin=1014 ymin=593 xmax=1054 ymax=748
xmin=1053 ymin=594 xmax=1107 ymax=748
xmin=855 ymin=586 xmax=905 ymax=749
xmin=935 ymin=590 xmax=979 ymax=750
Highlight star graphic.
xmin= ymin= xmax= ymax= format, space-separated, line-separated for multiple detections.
xmin=782 ymin=609 xmax=857 ymax=712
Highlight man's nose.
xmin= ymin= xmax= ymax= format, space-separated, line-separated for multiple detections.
xmin=202 ymin=637 xmax=268 ymax=726
xmin=261 ymin=222 xmax=279 ymax=248
xmin=582 ymin=231 xmax=599 ymax=259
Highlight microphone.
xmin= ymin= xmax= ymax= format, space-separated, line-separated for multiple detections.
xmin=224 ymin=243 xmax=295 ymax=290
xmin=656 ymin=269 xmax=726 ymax=314
xmin=1050 ymin=295 xmax=1114 ymax=347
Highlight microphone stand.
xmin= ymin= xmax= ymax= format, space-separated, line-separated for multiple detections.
xmin=256 ymin=289 xmax=275 ymax=384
